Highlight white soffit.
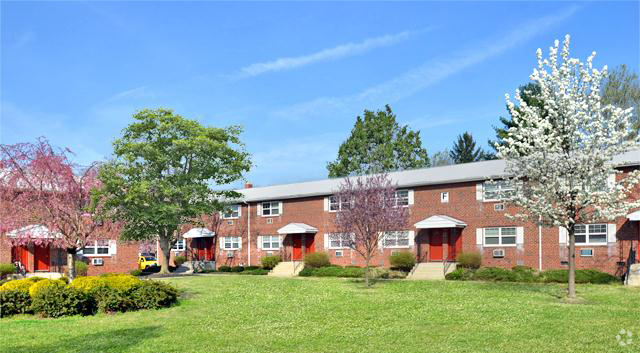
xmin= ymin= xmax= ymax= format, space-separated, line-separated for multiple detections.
xmin=414 ymin=215 xmax=467 ymax=229
xmin=182 ymin=228 xmax=216 ymax=238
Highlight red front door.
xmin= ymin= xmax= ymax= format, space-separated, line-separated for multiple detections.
xmin=304 ymin=234 xmax=315 ymax=255
xmin=292 ymin=235 xmax=303 ymax=261
xmin=429 ymin=230 xmax=443 ymax=261
xmin=448 ymin=230 xmax=462 ymax=260
xmin=12 ymin=245 xmax=30 ymax=271
xmin=34 ymin=244 xmax=50 ymax=271
xmin=194 ymin=238 xmax=214 ymax=261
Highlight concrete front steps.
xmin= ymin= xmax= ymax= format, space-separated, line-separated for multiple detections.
xmin=407 ymin=262 xmax=456 ymax=280
xmin=268 ymin=261 xmax=304 ymax=277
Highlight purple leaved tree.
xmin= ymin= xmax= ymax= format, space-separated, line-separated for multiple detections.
xmin=333 ymin=173 xmax=409 ymax=287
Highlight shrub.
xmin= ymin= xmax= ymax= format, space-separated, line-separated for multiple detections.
xmin=0 ymin=263 xmax=16 ymax=279
xmin=174 ymin=255 xmax=187 ymax=267
xmin=0 ymin=277 xmax=43 ymax=292
xmin=372 ymin=268 xmax=408 ymax=279
xmin=75 ymin=261 xmax=88 ymax=277
xmin=230 ymin=266 xmax=244 ymax=272
xmin=101 ymin=274 xmax=142 ymax=291
xmin=31 ymin=285 xmax=95 ymax=318
xmin=445 ymin=268 xmax=475 ymax=281
xmin=130 ymin=280 xmax=178 ymax=310
xmin=474 ymin=267 xmax=517 ymax=282
xmin=261 ymin=255 xmax=281 ymax=270
xmin=68 ymin=276 xmax=109 ymax=293
xmin=303 ymin=252 xmax=331 ymax=268
xmin=244 ymin=266 xmax=261 ymax=271
xmin=237 ymin=269 xmax=269 ymax=275
xmin=29 ymin=279 xmax=66 ymax=297
xmin=130 ymin=269 xmax=143 ymax=276
xmin=93 ymin=287 xmax=135 ymax=313
xmin=540 ymin=269 xmax=618 ymax=284
xmin=511 ymin=266 xmax=537 ymax=282
xmin=218 ymin=266 xmax=232 ymax=272
xmin=456 ymin=252 xmax=482 ymax=269
xmin=300 ymin=266 xmax=365 ymax=278
xmin=389 ymin=251 xmax=416 ymax=272
xmin=0 ymin=290 xmax=32 ymax=317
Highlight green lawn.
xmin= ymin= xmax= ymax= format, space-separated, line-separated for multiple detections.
xmin=2 ymin=275 xmax=639 ymax=353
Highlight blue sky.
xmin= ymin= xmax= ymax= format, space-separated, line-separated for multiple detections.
xmin=2 ymin=1 xmax=638 ymax=187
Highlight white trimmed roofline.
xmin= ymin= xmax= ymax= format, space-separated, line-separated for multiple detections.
xmin=237 ymin=150 xmax=640 ymax=203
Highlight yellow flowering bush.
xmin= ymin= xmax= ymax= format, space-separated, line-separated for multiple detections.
xmin=29 ymin=278 xmax=66 ymax=297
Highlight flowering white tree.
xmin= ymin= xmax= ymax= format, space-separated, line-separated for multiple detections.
xmin=496 ymin=35 xmax=640 ymax=298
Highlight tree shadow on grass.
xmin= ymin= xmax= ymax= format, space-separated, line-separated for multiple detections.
xmin=4 ymin=325 xmax=162 ymax=353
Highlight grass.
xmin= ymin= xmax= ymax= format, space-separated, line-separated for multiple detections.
xmin=2 ymin=275 xmax=639 ymax=353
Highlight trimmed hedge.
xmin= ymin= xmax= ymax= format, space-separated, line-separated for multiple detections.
xmin=174 ymin=256 xmax=187 ymax=267
xmin=130 ymin=281 xmax=178 ymax=310
xmin=303 ymin=252 xmax=331 ymax=268
xmin=29 ymin=279 xmax=66 ymax=297
xmin=298 ymin=265 xmax=406 ymax=279
xmin=0 ymin=263 xmax=16 ymax=279
xmin=218 ymin=266 xmax=232 ymax=272
xmin=31 ymin=285 xmax=95 ymax=318
xmin=261 ymin=255 xmax=281 ymax=270
xmin=445 ymin=266 xmax=619 ymax=284
xmin=389 ymin=251 xmax=416 ymax=272
xmin=237 ymin=269 xmax=269 ymax=275
xmin=456 ymin=252 xmax=482 ymax=269
xmin=0 ymin=277 xmax=44 ymax=292
xmin=0 ymin=290 xmax=32 ymax=317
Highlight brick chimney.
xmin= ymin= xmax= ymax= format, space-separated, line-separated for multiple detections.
xmin=244 ymin=182 xmax=253 ymax=189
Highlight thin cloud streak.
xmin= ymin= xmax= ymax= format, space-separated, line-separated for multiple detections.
xmin=236 ymin=29 xmax=425 ymax=78
xmin=274 ymin=5 xmax=579 ymax=121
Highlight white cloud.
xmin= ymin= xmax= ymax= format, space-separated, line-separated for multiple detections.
xmin=273 ymin=6 xmax=579 ymax=121
xmin=236 ymin=29 xmax=425 ymax=78
xmin=102 ymin=86 xmax=155 ymax=104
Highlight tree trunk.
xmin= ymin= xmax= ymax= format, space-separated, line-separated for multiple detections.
xmin=567 ymin=226 xmax=576 ymax=299
xmin=364 ymin=257 xmax=370 ymax=287
xmin=67 ymin=250 xmax=76 ymax=281
xmin=159 ymin=235 xmax=172 ymax=274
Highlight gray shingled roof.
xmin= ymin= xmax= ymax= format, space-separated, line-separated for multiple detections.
xmin=237 ymin=149 xmax=640 ymax=202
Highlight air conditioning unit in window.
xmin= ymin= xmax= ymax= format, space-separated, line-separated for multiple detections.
xmin=492 ymin=249 xmax=505 ymax=258
xmin=226 ymin=251 xmax=235 ymax=258
xmin=91 ymin=258 xmax=104 ymax=266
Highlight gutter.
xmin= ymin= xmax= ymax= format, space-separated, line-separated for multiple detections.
xmin=244 ymin=201 xmax=251 ymax=266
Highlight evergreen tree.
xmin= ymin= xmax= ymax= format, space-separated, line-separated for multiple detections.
xmin=449 ymin=132 xmax=485 ymax=164
xmin=602 ymin=64 xmax=640 ymax=140
xmin=327 ymin=105 xmax=429 ymax=177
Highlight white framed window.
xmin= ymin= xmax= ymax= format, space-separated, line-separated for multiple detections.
xmin=483 ymin=180 xmax=515 ymax=201
xmin=327 ymin=233 xmax=353 ymax=249
xmin=383 ymin=231 xmax=410 ymax=248
xmin=483 ymin=227 xmax=517 ymax=246
xmin=82 ymin=240 xmax=111 ymax=256
xmin=261 ymin=201 xmax=281 ymax=216
xmin=329 ymin=196 xmax=351 ymax=212
xmin=172 ymin=239 xmax=185 ymax=251
xmin=440 ymin=192 xmax=449 ymax=203
xmin=227 ymin=220 xmax=233 ymax=225
xmin=222 ymin=236 xmax=241 ymax=250
xmin=222 ymin=205 xmax=240 ymax=219
xmin=392 ymin=190 xmax=410 ymax=207
xmin=335 ymin=250 xmax=343 ymax=257
xmin=575 ymin=224 xmax=607 ymax=245
xmin=261 ymin=235 xmax=280 ymax=250
xmin=580 ymin=249 xmax=594 ymax=257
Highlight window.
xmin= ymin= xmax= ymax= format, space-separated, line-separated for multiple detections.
xmin=328 ymin=233 xmax=353 ymax=249
xmin=222 ymin=237 xmax=241 ymax=250
xmin=329 ymin=196 xmax=351 ymax=211
xmin=261 ymin=201 xmax=280 ymax=216
xmin=494 ymin=203 xmax=505 ymax=211
xmin=383 ymin=231 xmax=410 ymax=248
xmin=222 ymin=205 xmax=240 ymax=219
xmin=172 ymin=239 xmax=185 ymax=251
xmin=483 ymin=180 xmax=515 ymax=201
xmin=392 ymin=190 xmax=410 ymax=207
xmin=261 ymin=235 xmax=280 ymax=250
xmin=82 ymin=240 xmax=110 ymax=256
xmin=440 ymin=192 xmax=449 ymax=203
xmin=575 ymin=224 xmax=607 ymax=245
xmin=580 ymin=249 xmax=594 ymax=257
xmin=335 ymin=250 xmax=343 ymax=257
xmin=484 ymin=227 xmax=517 ymax=246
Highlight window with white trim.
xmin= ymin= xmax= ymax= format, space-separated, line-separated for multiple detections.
xmin=580 ymin=249 xmax=593 ymax=257
xmin=328 ymin=233 xmax=353 ymax=249
xmin=483 ymin=227 xmax=516 ymax=246
xmin=575 ymin=224 xmax=607 ymax=245
xmin=392 ymin=190 xmax=409 ymax=207
xmin=261 ymin=201 xmax=280 ymax=216
xmin=261 ymin=235 xmax=280 ymax=250
xmin=329 ymin=196 xmax=351 ymax=212
xmin=82 ymin=240 xmax=110 ymax=256
xmin=383 ymin=231 xmax=410 ymax=248
xmin=483 ymin=180 xmax=515 ymax=201
xmin=172 ymin=239 xmax=185 ymax=251
xmin=222 ymin=236 xmax=241 ymax=250
xmin=222 ymin=205 xmax=240 ymax=219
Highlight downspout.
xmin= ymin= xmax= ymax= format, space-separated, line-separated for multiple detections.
xmin=244 ymin=201 xmax=251 ymax=266
xmin=538 ymin=215 xmax=543 ymax=272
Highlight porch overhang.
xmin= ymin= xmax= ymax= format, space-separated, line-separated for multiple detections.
xmin=182 ymin=228 xmax=215 ymax=238
xmin=628 ymin=210 xmax=640 ymax=221
xmin=277 ymin=223 xmax=318 ymax=234
xmin=414 ymin=215 xmax=467 ymax=229
xmin=6 ymin=225 xmax=61 ymax=239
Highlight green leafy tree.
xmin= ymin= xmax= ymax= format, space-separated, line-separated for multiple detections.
xmin=327 ymin=105 xmax=429 ymax=177
xmin=431 ymin=149 xmax=454 ymax=166
xmin=602 ymin=64 xmax=640 ymax=140
xmin=97 ymin=109 xmax=251 ymax=273
xmin=449 ymin=132 xmax=485 ymax=164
